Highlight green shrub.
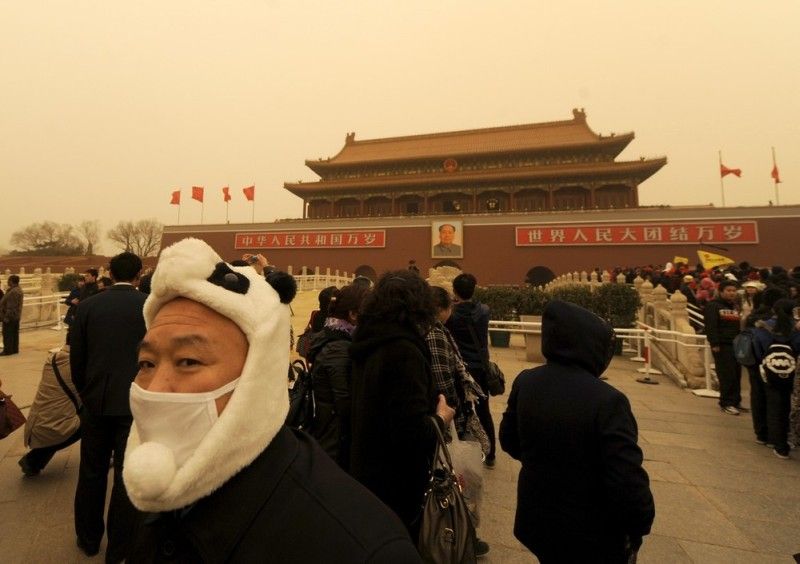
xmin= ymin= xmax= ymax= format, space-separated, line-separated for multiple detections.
xmin=476 ymin=282 xmax=641 ymax=327
xmin=474 ymin=286 xmax=519 ymax=321
xmin=517 ymin=286 xmax=550 ymax=315
xmin=58 ymin=273 xmax=82 ymax=292
xmin=550 ymin=285 xmax=595 ymax=313
xmin=593 ymin=283 xmax=641 ymax=328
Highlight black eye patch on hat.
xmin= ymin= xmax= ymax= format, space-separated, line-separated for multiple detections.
xmin=207 ymin=262 xmax=250 ymax=295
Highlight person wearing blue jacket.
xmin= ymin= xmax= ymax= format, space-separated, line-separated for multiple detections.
xmin=752 ymin=298 xmax=800 ymax=459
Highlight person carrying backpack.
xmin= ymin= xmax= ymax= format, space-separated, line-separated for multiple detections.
xmin=753 ymin=299 xmax=800 ymax=459
xmin=305 ymin=285 xmax=366 ymax=469
xmin=739 ymin=286 xmax=786 ymax=445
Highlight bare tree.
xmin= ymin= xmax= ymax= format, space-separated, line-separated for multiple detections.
xmin=107 ymin=221 xmax=136 ymax=253
xmin=77 ymin=220 xmax=102 ymax=255
xmin=133 ymin=219 xmax=163 ymax=257
xmin=107 ymin=219 xmax=163 ymax=257
xmin=10 ymin=221 xmax=84 ymax=255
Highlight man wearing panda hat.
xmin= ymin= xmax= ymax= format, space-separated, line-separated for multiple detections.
xmin=124 ymin=238 xmax=419 ymax=563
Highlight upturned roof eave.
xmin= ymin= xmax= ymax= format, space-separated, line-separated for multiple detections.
xmin=285 ymin=157 xmax=667 ymax=198
xmin=304 ymin=133 xmax=635 ymax=175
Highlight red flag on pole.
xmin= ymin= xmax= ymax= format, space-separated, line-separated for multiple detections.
xmin=243 ymin=185 xmax=255 ymax=201
xmin=170 ymin=190 xmax=181 ymax=205
xmin=192 ymin=186 xmax=204 ymax=202
xmin=771 ymin=164 xmax=781 ymax=184
xmin=222 ymin=186 xmax=231 ymax=202
xmin=720 ymin=164 xmax=742 ymax=178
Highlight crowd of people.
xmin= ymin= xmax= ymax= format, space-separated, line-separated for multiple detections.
xmin=0 ymin=238 xmax=659 ymax=563
xmin=609 ymin=260 xmax=800 ymax=459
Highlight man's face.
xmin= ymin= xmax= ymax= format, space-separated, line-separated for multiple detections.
xmin=721 ymin=285 xmax=738 ymax=302
xmin=84 ymin=272 xmax=96 ymax=283
xmin=439 ymin=225 xmax=455 ymax=245
xmin=136 ymin=298 xmax=248 ymax=414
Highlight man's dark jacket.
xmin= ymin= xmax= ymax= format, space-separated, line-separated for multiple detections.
xmin=348 ymin=318 xmax=439 ymax=534
xmin=127 ymin=427 xmax=420 ymax=563
xmin=445 ymin=300 xmax=490 ymax=370
xmin=499 ymin=300 xmax=654 ymax=562
xmin=704 ymin=297 xmax=741 ymax=346
xmin=69 ymin=284 xmax=147 ymax=416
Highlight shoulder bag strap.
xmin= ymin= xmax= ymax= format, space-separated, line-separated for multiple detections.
xmin=428 ymin=416 xmax=455 ymax=474
xmin=51 ymin=355 xmax=81 ymax=414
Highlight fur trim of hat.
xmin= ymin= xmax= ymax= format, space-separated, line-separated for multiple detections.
xmin=123 ymin=237 xmax=290 ymax=512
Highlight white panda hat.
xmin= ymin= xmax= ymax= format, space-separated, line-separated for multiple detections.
xmin=123 ymin=237 xmax=295 ymax=512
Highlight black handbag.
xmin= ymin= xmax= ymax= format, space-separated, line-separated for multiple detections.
xmin=466 ymin=323 xmax=505 ymax=396
xmin=418 ymin=417 xmax=477 ymax=564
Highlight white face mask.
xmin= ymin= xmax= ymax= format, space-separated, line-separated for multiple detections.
xmin=129 ymin=378 xmax=240 ymax=469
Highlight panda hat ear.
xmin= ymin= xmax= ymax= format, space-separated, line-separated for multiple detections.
xmin=265 ymin=270 xmax=297 ymax=304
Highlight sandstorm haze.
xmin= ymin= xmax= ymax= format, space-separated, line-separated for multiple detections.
xmin=1 ymin=1 xmax=798 ymax=253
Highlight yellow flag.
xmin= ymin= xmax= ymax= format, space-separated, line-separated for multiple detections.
xmin=673 ymin=256 xmax=689 ymax=265
xmin=697 ymin=250 xmax=735 ymax=270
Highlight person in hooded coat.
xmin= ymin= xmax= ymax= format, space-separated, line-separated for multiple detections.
xmin=125 ymin=239 xmax=420 ymax=563
xmin=499 ymin=300 xmax=654 ymax=564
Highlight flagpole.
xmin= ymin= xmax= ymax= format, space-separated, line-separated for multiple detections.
xmin=201 ymin=202 xmax=204 ymax=224
xmin=772 ymin=146 xmax=780 ymax=205
xmin=718 ymin=150 xmax=726 ymax=207
xmin=226 ymin=201 xmax=229 ymax=224
xmin=177 ymin=204 xmax=181 ymax=225
xmin=252 ymin=183 xmax=255 ymax=223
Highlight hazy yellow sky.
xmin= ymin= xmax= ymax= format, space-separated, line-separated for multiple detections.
xmin=2 ymin=1 xmax=798 ymax=253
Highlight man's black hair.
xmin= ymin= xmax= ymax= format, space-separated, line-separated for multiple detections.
xmin=438 ymin=223 xmax=456 ymax=232
xmin=429 ymin=285 xmax=452 ymax=311
xmin=718 ymin=280 xmax=739 ymax=292
xmin=85 ymin=268 xmax=99 ymax=279
xmin=452 ymin=273 xmax=477 ymax=300
xmin=109 ymin=252 xmax=142 ymax=283
xmin=8 ymin=274 xmax=20 ymax=285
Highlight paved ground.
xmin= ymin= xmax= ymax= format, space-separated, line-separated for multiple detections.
xmin=1 ymin=291 xmax=799 ymax=563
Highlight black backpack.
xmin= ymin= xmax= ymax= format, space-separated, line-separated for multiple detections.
xmin=733 ymin=329 xmax=757 ymax=366
xmin=286 ymin=359 xmax=315 ymax=431
xmin=759 ymin=341 xmax=797 ymax=389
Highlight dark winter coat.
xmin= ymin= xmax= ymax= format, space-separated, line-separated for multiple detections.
xmin=348 ymin=318 xmax=441 ymax=534
xmin=704 ymin=297 xmax=741 ymax=346
xmin=127 ymin=426 xmax=420 ymax=563
xmin=69 ymin=284 xmax=147 ymax=417
xmin=307 ymin=326 xmax=353 ymax=468
xmin=499 ymin=300 xmax=654 ymax=562
xmin=445 ymin=300 xmax=490 ymax=372
xmin=752 ymin=319 xmax=800 ymax=363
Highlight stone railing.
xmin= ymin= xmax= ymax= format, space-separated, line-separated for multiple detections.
xmin=544 ymin=271 xmax=712 ymax=390
xmin=544 ymin=269 xmax=626 ymax=292
xmin=286 ymin=266 xmax=354 ymax=292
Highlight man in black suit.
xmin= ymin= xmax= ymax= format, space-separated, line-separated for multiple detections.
xmin=500 ymin=300 xmax=654 ymax=563
xmin=70 ymin=252 xmax=146 ymax=562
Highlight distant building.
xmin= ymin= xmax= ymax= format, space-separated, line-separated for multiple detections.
xmin=285 ymin=108 xmax=666 ymax=219
xmin=160 ymin=111 xmax=800 ymax=284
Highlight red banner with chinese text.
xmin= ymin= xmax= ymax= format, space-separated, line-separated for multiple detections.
xmin=235 ymin=230 xmax=386 ymax=250
xmin=515 ymin=221 xmax=758 ymax=246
